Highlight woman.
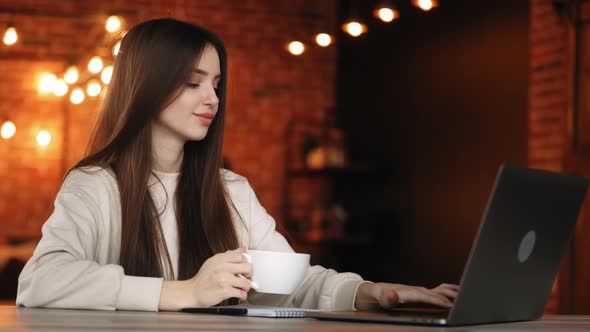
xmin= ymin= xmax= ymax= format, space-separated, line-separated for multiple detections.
xmin=16 ymin=18 xmax=458 ymax=311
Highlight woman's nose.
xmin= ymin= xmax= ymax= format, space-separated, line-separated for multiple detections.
xmin=204 ymin=86 xmax=219 ymax=106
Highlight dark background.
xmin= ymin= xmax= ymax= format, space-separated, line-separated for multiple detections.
xmin=334 ymin=0 xmax=529 ymax=286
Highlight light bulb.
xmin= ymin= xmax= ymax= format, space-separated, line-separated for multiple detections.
xmin=3 ymin=26 xmax=17 ymax=45
xmin=287 ymin=41 xmax=305 ymax=56
xmin=1 ymin=121 xmax=16 ymax=139
xmin=38 ymin=73 xmax=57 ymax=94
xmin=64 ymin=67 xmax=79 ymax=84
xmin=88 ymin=56 xmax=103 ymax=73
xmin=343 ymin=22 xmax=367 ymax=37
xmin=414 ymin=0 xmax=438 ymax=11
xmin=53 ymin=79 xmax=68 ymax=96
xmin=315 ymin=33 xmax=332 ymax=47
xmin=375 ymin=8 xmax=397 ymax=22
xmin=70 ymin=88 xmax=85 ymax=104
xmin=101 ymin=66 xmax=113 ymax=84
xmin=105 ymin=16 xmax=121 ymax=32
xmin=36 ymin=130 xmax=51 ymax=147
xmin=87 ymin=81 xmax=102 ymax=97
xmin=113 ymin=41 xmax=121 ymax=56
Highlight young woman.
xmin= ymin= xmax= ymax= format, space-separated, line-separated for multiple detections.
xmin=16 ymin=18 xmax=458 ymax=311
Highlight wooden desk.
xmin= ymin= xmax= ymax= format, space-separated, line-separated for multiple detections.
xmin=1 ymin=305 xmax=589 ymax=331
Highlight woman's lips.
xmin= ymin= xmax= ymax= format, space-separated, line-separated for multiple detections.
xmin=194 ymin=113 xmax=214 ymax=126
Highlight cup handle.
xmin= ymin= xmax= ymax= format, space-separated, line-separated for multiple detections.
xmin=239 ymin=252 xmax=259 ymax=290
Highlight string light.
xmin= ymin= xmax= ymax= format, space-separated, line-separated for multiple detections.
xmin=287 ymin=41 xmax=305 ymax=56
xmin=315 ymin=33 xmax=332 ymax=47
xmin=3 ymin=26 xmax=17 ymax=45
xmin=38 ymin=73 xmax=57 ymax=94
xmin=105 ymin=16 xmax=121 ymax=32
xmin=53 ymin=79 xmax=68 ymax=96
xmin=88 ymin=56 xmax=103 ymax=73
xmin=64 ymin=67 xmax=79 ymax=84
xmin=113 ymin=41 xmax=121 ymax=56
xmin=86 ymin=81 xmax=102 ymax=97
xmin=70 ymin=88 xmax=85 ymax=104
xmin=413 ymin=0 xmax=438 ymax=11
xmin=374 ymin=7 xmax=398 ymax=22
xmin=0 ymin=7 xmax=447 ymax=150
xmin=12 ymin=7 xmax=443 ymax=115
xmin=1 ymin=121 xmax=16 ymax=139
xmin=0 ymin=13 xmax=134 ymax=148
xmin=36 ymin=130 xmax=51 ymax=147
xmin=342 ymin=21 xmax=367 ymax=37
xmin=101 ymin=66 xmax=113 ymax=84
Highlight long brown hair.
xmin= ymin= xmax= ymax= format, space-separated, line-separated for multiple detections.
xmin=73 ymin=18 xmax=239 ymax=280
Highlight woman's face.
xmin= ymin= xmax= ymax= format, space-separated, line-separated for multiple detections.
xmin=153 ymin=44 xmax=221 ymax=143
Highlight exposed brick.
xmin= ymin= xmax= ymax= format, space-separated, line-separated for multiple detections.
xmin=0 ymin=0 xmax=338 ymax=237
xmin=529 ymin=0 xmax=572 ymax=314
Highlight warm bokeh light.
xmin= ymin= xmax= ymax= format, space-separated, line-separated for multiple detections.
xmin=70 ymin=88 xmax=85 ymax=104
xmin=64 ymin=67 xmax=79 ymax=84
xmin=315 ymin=33 xmax=332 ymax=47
xmin=342 ymin=22 xmax=367 ymax=37
xmin=287 ymin=41 xmax=305 ymax=55
xmin=101 ymin=66 xmax=113 ymax=84
xmin=374 ymin=7 xmax=398 ymax=22
xmin=52 ymin=79 xmax=68 ymax=96
xmin=113 ymin=41 xmax=121 ymax=56
xmin=87 ymin=81 xmax=102 ymax=97
xmin=88 ymin=56 xmax=103 ymax=73
xmin=38 ymin=73 xmax=57 ymax=94
xmin=3 ymin=26 xmax=17 ymax=45
xmin=105 ymin=16 xmax=121 ymax=32
xmin=36 ymin=130 xmax=51 ymax=147
xmin=413 ymin=0 xmax=438 ymax=11
xmin=1 ymin=121 xmax=16 ymax=139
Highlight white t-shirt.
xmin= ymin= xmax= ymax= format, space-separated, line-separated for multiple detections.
xmin=16 ymin=166 xmax=365 ymax=311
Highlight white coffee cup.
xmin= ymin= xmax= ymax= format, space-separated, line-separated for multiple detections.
xmin=241 ymin=250 xmax=310 ymax=295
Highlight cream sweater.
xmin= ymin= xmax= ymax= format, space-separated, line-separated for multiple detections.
xmin=16 ymin=167 xmax=365 ymax=311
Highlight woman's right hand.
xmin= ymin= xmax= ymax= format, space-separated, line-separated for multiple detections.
xmin=159 ymin=247 xmax=252 ymax=311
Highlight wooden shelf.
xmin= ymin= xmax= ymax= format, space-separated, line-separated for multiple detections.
xmin=287 ymin=165 xmax=372 ymax=177
xmin=287 ymin=231 xmax=372 ymax=245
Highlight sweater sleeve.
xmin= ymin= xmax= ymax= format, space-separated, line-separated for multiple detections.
xmin=16 ymin=171 xmax=163 ymax=311
xmin=240 ymin=180 xmax=369 ymax=310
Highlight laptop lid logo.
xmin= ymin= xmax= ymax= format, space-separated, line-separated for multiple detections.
xmin=518 ymin=230 xmax=536 ymax=263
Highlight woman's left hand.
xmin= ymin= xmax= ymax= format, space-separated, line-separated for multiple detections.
xmin=354 ymin=282 xmax=459 ymax=311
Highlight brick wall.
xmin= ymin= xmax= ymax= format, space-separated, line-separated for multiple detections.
xmin=0 ymin=0 xmax=338 ymax=241
xmin=529 ymin=0 xmax=570 ymax=314
xmin=0 ymin=60 xmax=65 ymax=240
xmin=529 ymin=0 xmax=568 ymax=174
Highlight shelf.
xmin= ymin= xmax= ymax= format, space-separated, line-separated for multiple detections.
xmin=287 ymin=165 xmax=372 ymax=177
xmin=286 ymin=230 xmax=372 ymax=246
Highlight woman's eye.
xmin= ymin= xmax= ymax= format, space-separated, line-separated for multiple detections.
xmin=186 ymin=83 xmax=200 ymax=88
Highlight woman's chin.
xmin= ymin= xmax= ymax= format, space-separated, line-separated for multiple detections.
xmin=186 ymin=130 xmax=208 ymax=142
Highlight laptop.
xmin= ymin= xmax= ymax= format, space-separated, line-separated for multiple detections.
xmin=307 ymin=164 xmax=589 ymax=326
